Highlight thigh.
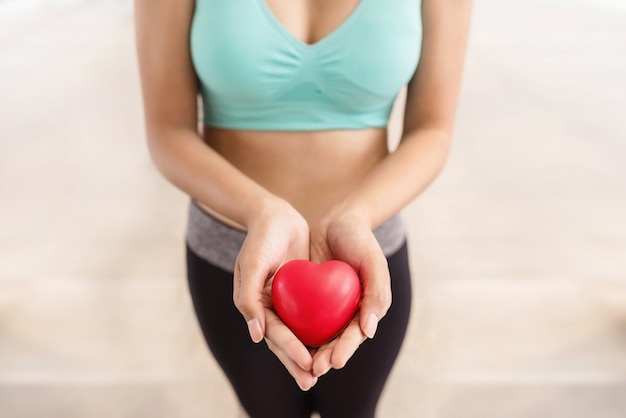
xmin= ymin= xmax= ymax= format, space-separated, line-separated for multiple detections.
xmin=311 ymin=242 xmax=413 ymax=418
xmin=186 ymin=244 xmax=313 ymax=418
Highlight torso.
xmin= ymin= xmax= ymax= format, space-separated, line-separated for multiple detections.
xmin=198 ymin=126 xmax=389 ymax=228
xmin=196 ymin=0 xmax=392 ymax=228
xmin=193 ymin=0 xmax=419 ymax=228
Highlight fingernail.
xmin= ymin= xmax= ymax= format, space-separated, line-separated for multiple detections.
xmin=314 ymin=365 xmax=331 ymax=378
xmin=299 ymin=377 xmax=317 ymax=392
xmin=247 ymin=319 xmax=263 ymax=343
xmin=365 ymin=313 xmax=379 ymax=339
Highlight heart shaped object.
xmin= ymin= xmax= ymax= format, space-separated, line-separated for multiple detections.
xmin=271 ymin=259 xmax=361 ymax=347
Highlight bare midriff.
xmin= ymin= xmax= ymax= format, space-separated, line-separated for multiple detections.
xmin=197 ymin=125 xmax=389 ymax=230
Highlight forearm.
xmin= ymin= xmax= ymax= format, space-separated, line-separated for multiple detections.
xmin=332 ymin=0 xmax=472 ymax=228
xmin=332 ymin=128 xmax=451 ymax=229
xmin=147 ymin=127 xmax=279 ymax=229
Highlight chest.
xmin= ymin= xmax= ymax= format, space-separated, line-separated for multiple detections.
xmin=191 ymin=0 xmax=422 ymax=109
xmin=262 ymin=0 xmax=365 ymax=45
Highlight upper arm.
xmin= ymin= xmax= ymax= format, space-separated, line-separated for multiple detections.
xmin=403 ymin=0 xmax=473 ymax=135
xmin=134 ymin=0 xmax=198 ymax=137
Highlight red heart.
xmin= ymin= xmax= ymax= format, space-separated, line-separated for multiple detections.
xmin=271 ymin=259 xmax=361 ymax=347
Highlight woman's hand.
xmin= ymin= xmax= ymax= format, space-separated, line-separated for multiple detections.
xmin=233 ymin=197 xmax=318 ymax=390
xmin=309 ymin=209 xmax=392 ymax=377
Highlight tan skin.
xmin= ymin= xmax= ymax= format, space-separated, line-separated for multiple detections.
xmin=135 ymin=0 xmax=472 ymax=392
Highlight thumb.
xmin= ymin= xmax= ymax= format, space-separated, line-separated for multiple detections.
xmin=233 ymin=261 xmax=266 ymax=343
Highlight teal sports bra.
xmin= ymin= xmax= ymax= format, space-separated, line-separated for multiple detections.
xmin=190 ymin=0 xmax=422 ymax=131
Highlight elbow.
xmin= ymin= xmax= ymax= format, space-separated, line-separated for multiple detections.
xmin=142 ymin=125 xmax=183 ymax=182
xmin=400 ymin=126 xmax=454 ymax=171
xmin=144 ymin=127 xmax=167 ymax=172
xmin=141 ymin=123 xmax=204 ymax=189
xmin=402 ymin=125 xmax=454 ymax=150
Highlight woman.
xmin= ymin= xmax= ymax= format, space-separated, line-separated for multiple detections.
xmin=135 ymin=0 xmax=471 ymax=416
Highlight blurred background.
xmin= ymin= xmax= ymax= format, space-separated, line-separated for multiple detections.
xmin=1 ymin=0 xmax=625 ymax=417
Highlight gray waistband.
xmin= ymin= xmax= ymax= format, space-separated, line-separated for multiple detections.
xmin=185 ymin=198 xmax=406 ymax=273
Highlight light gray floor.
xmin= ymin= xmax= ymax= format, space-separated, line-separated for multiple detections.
xmin=1 ymin=0 xmax=625 ymax=417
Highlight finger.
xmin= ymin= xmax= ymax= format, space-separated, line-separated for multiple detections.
xmin=265 ymin=338 xmax=318 ymax=391
xmin=265 ymin=309 xmax=317 ymax=390
xmin=358 ymin=254 xmax=392 ymax=339
xmin=329 ymin=317 xmax=367 ymax=369
xmin=233 ymin=257 xmax=267 ymax=343
xmin=311 ymin=340 xmax=336 ymax=377
xmin=264 ymin=309 xmax=313 ymax=372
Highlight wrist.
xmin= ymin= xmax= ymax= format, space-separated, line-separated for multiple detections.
xmin=244 ymin=193 xmax=308 ymax=233
xmin=324 ymin=198 xmax=373 ymax=230
xmin=240 ymin=191 xmax=278 ymax=226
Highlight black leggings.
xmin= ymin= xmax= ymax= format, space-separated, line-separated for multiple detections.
xmin=186 ymin=242 xmax=412 ymax=418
